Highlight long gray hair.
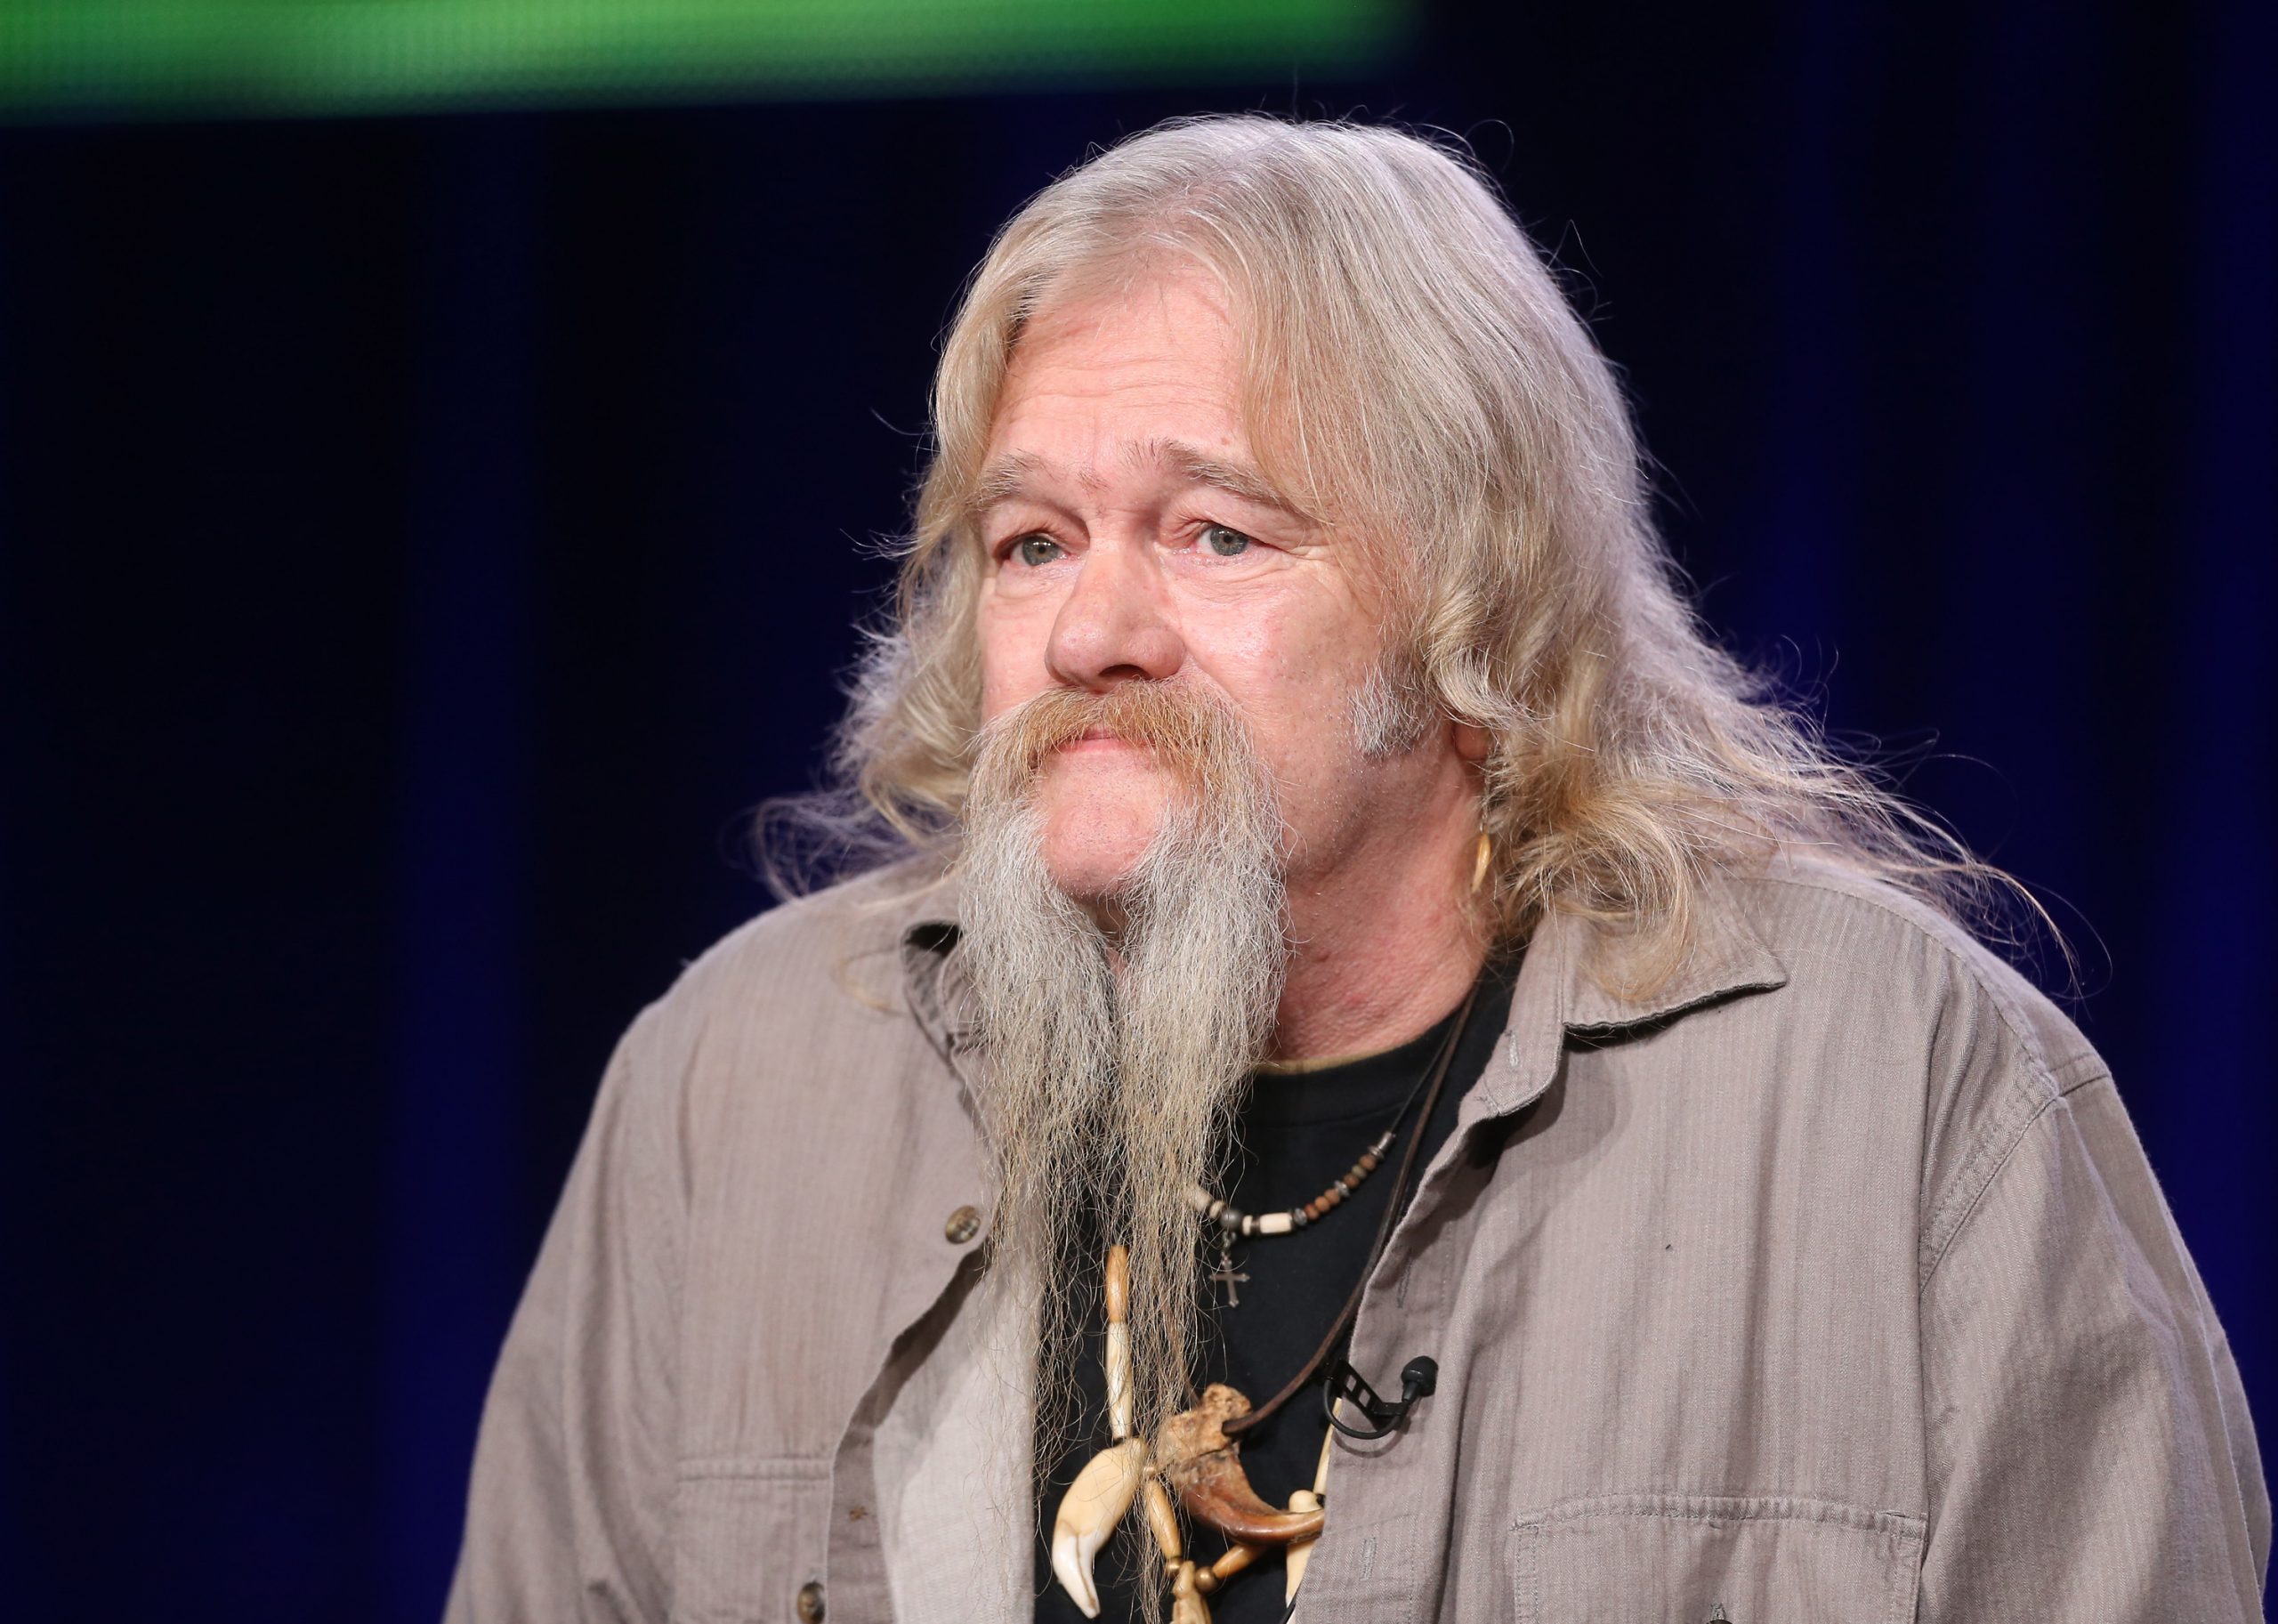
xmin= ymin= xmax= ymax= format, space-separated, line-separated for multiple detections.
xmin=777 ymin=113 xmax=2035 ymax=989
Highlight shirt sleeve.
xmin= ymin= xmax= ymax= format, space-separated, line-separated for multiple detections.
xmin=1917 ymin=1072 xmax=2269 ymax=1619
xmin=443 ymin=1014 xmax=684 ymax=1623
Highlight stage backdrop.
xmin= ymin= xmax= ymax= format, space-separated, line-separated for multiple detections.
xmin=1 ymin=1 xmax=2269 ymax=1618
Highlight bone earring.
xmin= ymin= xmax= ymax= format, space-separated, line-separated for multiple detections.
xmin=1471 ymin=828 xmax=1493 ymax=894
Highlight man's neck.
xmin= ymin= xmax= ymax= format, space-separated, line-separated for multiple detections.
xmin=1268 ymin=815 xmax=1486 ymax=1062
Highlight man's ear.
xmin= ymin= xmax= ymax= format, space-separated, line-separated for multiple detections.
xmin=1453 ymin=720 xmax=1491 ymax=763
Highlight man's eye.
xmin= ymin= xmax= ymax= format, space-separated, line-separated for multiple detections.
xmin=1202 ymin=523 xmax=1254 ymax=558
xmin=1013 ymin=535 xmax=1063 ymax=567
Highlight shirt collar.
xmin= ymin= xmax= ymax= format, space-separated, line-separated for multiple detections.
xmin=1474 ymin=874 xmax=1790 ymax=1117
xmin=896 ymin=866 xmax=1789 ymax=1111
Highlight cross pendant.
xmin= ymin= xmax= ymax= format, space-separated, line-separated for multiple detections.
xmin=1209 ymin=1242 xmax=1249 ymax=1308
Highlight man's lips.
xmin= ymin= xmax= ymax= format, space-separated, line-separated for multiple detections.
xmin=1054 ymin=730 xmax=1143 ymax=755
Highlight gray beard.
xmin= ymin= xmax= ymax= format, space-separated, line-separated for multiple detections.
xmin=953 ymin=684 xmax=1289 ymax=1482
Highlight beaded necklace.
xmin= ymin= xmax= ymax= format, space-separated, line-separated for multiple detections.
xmin=1183 ymin=1030 xmax=1450 ymax=1320
xmin=1183 ymin=1119 xmax=1401 ymax=1239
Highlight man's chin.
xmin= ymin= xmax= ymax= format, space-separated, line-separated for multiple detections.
xmin=1039 ymin=839 xmax=1151 ymax=907
xmin=1032 ymin=770 xmax=1168 ymax=902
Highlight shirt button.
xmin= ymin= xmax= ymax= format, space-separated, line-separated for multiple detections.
xmin=796 ymin=1580 xmax=826 ymax=1622
xmin=943 ymin=1205 xmax=981 ymax=1244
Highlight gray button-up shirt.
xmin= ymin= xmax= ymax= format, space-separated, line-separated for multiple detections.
xmin=446 ymin=856 xmax=2270 ymax=1621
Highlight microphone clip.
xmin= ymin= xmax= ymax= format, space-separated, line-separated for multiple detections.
xmin=1321 ymin=1354 xmax=1439 ymax=1440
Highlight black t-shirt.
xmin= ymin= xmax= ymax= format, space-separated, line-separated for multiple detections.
xmin=1033 ymin=961 xmax=1519 ymax=1623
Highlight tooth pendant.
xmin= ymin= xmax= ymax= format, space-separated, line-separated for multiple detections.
xmin=1052 ymin=1247 xmax=1145 ymax=1619
xmin=1050 ymin=1438 xmax=1148 ymax=1619
xmin=1052 ymin=1245 xmax=1331 ymax=1622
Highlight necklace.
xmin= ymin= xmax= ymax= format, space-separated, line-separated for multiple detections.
xmin=1050 ymin=986 xmax=1481 ymax=1623
xmin=1183 ymin=1122 xmax=1400 ymax=1240
xmin=1186 ymin=1010 xmax=1465 ymax=1312
xmin=1191 ymin=1135 xmax=1393 ymax=1310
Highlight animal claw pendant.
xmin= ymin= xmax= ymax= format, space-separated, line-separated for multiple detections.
xmin=1156 ymin=1386 xmax=1325 ymax=1547
xmin=1049 ymin=1246 xmax=1331 ymax=1622
xmin=1049 ymin=1437 xmax=1146 ymax=1617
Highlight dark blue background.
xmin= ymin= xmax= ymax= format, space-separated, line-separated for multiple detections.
xmin=2 ymin=2 xmax=2270 ymax=1618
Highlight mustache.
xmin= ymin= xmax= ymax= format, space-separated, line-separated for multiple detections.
xmin=968 ymin=683 xmax=1272 ymax=809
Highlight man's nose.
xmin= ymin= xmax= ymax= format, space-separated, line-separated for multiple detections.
xmin=1045 ymin=539 xmax=1184 ymax=690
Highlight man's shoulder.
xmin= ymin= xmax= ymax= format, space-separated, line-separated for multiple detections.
xmin=675 ymin=857 xmax=949 ymax=999
xmin=1720 ymin=852 xmax=2102 ymax=1099
xmin=616 ymin=856 xmax=953 ymax=1090
xmin=1712 ymin=855 xmax=2109 ymax=1265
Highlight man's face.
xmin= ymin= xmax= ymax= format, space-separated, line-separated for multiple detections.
xmin=973 ymin=264 xmax=1449 ymax=901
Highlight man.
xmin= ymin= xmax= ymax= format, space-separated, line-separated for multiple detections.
xmin=446 ymin=116 xmax=2268 ymax=1622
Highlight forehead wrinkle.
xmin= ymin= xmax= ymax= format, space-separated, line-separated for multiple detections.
xmin=1125 ymin=436 xmax=1312 ymax=521
xmin=965 ymin=448 xmax=1120 ymax=505
xmin=966 ymin=439 xmax=1313 ymax=527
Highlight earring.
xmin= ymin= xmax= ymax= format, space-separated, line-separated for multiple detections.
xmin=1470 ymin=829 xmax=1493 ymax=895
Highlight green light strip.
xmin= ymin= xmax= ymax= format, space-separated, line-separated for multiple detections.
xmin=0 ymin=1 xmax=1408 ymax=119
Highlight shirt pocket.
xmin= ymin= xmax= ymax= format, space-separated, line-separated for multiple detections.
xmin=1509 ymin=1493 xmax=1925 ymax=1624
xmin=671 ymin=1457 xmax=833 ymax=1624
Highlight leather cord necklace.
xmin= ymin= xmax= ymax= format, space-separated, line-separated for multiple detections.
xmin=1221 ymin=980 xmax=1478 ymax=1440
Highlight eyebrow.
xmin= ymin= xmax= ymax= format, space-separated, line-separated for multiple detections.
xmin=965 ymin=438 xmax=1312 ymax=527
